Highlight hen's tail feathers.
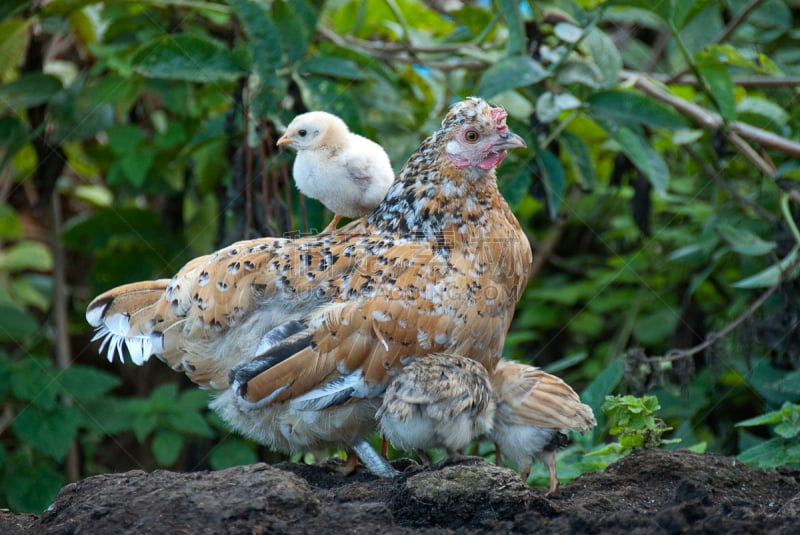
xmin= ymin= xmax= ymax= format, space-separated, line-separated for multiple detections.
xmin=85 ymin=280 xmax=170 ymax=365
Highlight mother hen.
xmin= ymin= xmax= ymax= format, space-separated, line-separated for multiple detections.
xmin=86 ymin=97 xmax=532 ymax=477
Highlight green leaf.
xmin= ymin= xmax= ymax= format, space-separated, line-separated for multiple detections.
xmin=537 ymin=149 xmax=566 ymax=218
xmin=554 ymin=22 xmax=583 ymax=43
xmin=106 ymin=125 xmax=143 ymax=155
xmin=697 ymin=63 xmax=736 ymax=121
xmin=497 ymin=0 xmax=525 ymax=54
xmin=209 ymin=438 xmax=259 ymax=470
xmin=608 ymin=0 xmax=670 ymax=23
xmin=536 ymin=92 xmax=581 ymax=123
xmin=0 ymin=73 xmax=62 ymax=111
xmin=477 ymin=55 xmax=548 ymax=98
xmin=716 ymin=224 xmax=776 ymax=256
xmin=10 ymin=275 xmax=52 ymax=311
xmin=0 ymin=0 xmax=27 ymax=24
xmin=2 ymin=241 xmax=53 ymax=272
xmin=59 ymin=365 xmax=122 ymax=401
xmin=3 ymin=300 xmax=41 ymax=344
xmin=736 ymin=96 xmax=790 ymax=131
xmin=132 ymin=34 xmax=246 ymax=82
xmin=272 ymin=0 xmax=317 ymax=63
xmin=0 ymin=116 xmax=31 ymax=176
xmin=4 ymin=453 xmax=64 ymax=514
xmin=582 ymin=359 xmax=624 ymax=413
xmin=168 ymin=410 xmax=214 ymax=438
xmin=230 ymin=0 xmax=284 ymax=117
xmin=607 ymin=126 xmax=670 ymax=195
xmin=671 ymin=0 xmax=715 ymax=29
xmin=152 ymin=428 xmax=184 ymax=466
xmin=132 ymin=407 xmax=159 ymax=442
xmin=732 ymin=246 xmax=798 ymax=288
xmin=12 ymin=405 xmax=82 ymax=461
xmin=0 ymin=203 xmax=22 ymax=238
xmin=118 ymin=148 xmax=155 ymax=188
xmin=581 ymin=28 xmax=622 ymax=88
xmin=738 ymin=437 xmax=790 ymax=469
xmin=587 ymin=90 xmax=688 ymax=130
xmin=298 ymin=56 xmax=367 ymax=80
xmin=560 ymin=131 xmax=596 ymax=189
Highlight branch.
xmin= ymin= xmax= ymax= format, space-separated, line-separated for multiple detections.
xmin=716 ymin=0 xmax=768 ymax=44
xmin=621 ymin=72 xmax=800 ymax=160
xmin=682 ymin=145 xmax=776 ymax=222
xmin=629 ymin=72 xmax=800 ymax=88
xmin=645 ymin=255 xmax=800 ymax=364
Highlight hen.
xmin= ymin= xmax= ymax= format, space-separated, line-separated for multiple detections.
xmin=377 ymin=354 xmax=494 ymax=465
xmin=490 ymin=360 xmax=596 ymax=495
xmin=86 ymin=97 xmax=531 ymax=478
xmin=277 ymin=111 xmax=394 ymax=232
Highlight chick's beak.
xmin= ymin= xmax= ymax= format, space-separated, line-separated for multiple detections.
xmin=493 ymin=131 xmax=526 ymax=151
xmin=276 ymin=134 xmax=293 ymax=147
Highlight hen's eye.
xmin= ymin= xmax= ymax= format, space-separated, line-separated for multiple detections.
xmin=464 ymin=130 xmax=479 ymax=142
xmin=298 ymin=129 xmax=307 ymax=137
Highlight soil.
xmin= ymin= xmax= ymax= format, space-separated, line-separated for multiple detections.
xmin=3 ymin=449 xmax=799 ymax=534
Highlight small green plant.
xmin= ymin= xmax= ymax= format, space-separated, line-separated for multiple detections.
xmin=601 ymin=394 xmax=679 ymax=450
xmin=736 ymin=402 xmax=800 ymax=469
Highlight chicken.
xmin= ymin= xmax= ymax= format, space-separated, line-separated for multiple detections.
xmin=277 ymin=111 xmax=394 ymax=232
xmin=376 ymin=354 xmax=494 ymax=465
xmin=86 ymin=97 xmax=532 ymax=478
xmin=489 ymin=360 xmax=596 ymax=495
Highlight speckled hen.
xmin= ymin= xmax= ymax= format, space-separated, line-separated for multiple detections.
xmin=86 ymin=98 xmax=532 ymax=478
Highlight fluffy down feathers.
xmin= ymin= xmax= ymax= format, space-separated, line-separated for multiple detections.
xmin=490 ymin=360 xmax=596 ymax=494
xmin=278 ymin=111 xmax=394 ymax=231
xmin=377 ymin=354 xmax=494 ymax=462
xmin=86 ymin=98 xmax=532 ymax=477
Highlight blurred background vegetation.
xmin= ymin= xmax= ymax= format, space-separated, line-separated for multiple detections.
xmin=2 ymin=0 xmax=800 ymax=513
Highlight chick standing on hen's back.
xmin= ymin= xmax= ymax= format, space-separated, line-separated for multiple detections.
xmin=277 ymin=111 xmax=394 ymax=232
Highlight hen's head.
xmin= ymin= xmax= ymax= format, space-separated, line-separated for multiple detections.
xmin=277 ymin=111 xmax=349 ymax=151
xmin=440 ymin=98 xmax=526 ymax=171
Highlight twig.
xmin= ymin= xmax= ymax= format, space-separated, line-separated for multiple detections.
xmin=644 ymin=256 xmax=800 ymax=363
xmin=52 ymin=187 xmax=80 ymax=482
xmin=682 ymin=145 xmax=776 ymax=222
xmin=243 ymin=87 xmax=254 ymax=237
xmin=726 ymin=131 xmax=776 ymax=175
xmin=666 ymin=0 xmax=768 ymax=83
xmin=716 ymin=0 xmax=768 ymax=44
xmin=648 ymin=195 xmax=800 ymax=364
xmin=626 ymin=71 xmax=800 ymax=88
xmin=621 ymin=73 xmax=800 ymax=159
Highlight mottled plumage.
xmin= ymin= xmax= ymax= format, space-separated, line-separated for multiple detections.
xmin=86 ymin=98 xmax=532 ymax=477
xmin=278 ymin=111 xmax=394 ymax=231
xmin=490 ymin=360 xmax=596 ymax=495
xmin=377 ymin=354 xmax=494 ymax=464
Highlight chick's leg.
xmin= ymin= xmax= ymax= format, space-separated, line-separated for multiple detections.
xmin=322 ymin=214 xmax=343 ymax=233
xmin=538 ymin=451 xmax=560 ymax=496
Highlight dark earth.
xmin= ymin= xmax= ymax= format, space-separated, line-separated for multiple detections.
xmin=3 ymin=448 xmax=799 ymax=534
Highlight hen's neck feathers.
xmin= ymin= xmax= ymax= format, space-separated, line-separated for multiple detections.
xmin=369 ymin=131 xmax=505 ymax=242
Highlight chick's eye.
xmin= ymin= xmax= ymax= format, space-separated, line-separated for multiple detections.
xmin=464 ymin=130 xmax=479 ymax=142
xmin=298 ymin=129 xmax=307 ymax=137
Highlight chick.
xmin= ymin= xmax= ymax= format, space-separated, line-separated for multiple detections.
xmin=277 ymin=111 xmax=394 ymax=232
xmin=377 ymin=354 xmax=495 ymax=466
xmin=490 ymin=360 xmax=596 ymax=495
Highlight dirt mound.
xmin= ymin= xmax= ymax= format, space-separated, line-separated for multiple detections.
xmin=3 ymin=449 xmax=799 ymax=534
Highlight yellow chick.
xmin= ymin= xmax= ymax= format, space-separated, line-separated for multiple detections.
xmin=277 ymin=111 xmax=394 ymax=232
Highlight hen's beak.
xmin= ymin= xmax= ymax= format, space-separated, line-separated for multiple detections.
xmin=276 ymin=134 xmax=292 ymax=147
xmin=493 ymin=131 xmax=526 ymax=151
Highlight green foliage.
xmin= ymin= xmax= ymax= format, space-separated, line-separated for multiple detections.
xmin=736 ymin=402 xmax=800 ymax=469
xmin=601 ymin=394 xmax=678 ymax=449
xmin=1 ymin=0 xmax=799 ymax=512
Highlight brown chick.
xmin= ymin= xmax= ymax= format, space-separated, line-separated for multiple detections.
xmin=377 ymin=354 xmax=495 ymax=466
xmin=490 ymin=360 xmax=596 ymax=495
xmin=277 ymin=111 xmax=394 ymax=232
xmin=86 ymin=97 xmax=531 ymax=478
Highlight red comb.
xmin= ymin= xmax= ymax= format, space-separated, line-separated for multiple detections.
xmin=491 ymin=107 xmax=508 ymax=130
